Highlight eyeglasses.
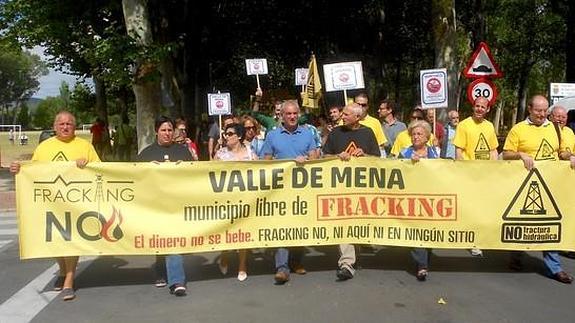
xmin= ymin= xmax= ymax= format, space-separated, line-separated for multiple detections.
xmin=178 ymin=128 xmax=186 ymax=132
xmin=244 ymin=126 xmax=255 ymax=130
xmin=224 ymin=132 xmax=237 ymax=137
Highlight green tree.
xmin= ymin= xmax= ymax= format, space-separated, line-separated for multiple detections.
xmin=33 ymin=97 xmax=62 ymax=129
xmin=488 ymin=0 xmax=565 ymax=123
xmin=16 ymin=103 xmax=30 ymax=128
xmin=69 ymin=83 xmax=96 ymax=125
xmin=0 ymin=44 xmax=47 ymax=107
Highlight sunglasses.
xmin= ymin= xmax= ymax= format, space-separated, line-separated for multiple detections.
xmin=357 ymin=103 xmax=368 ymax=107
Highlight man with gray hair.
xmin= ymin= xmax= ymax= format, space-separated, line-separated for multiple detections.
xmin=323 ymin=103 xmax=380 ymax=280
xmin=260 ymin=100 xmax=318 ymax=284
xmin=549 ymin=105 xmax=575 ymax=154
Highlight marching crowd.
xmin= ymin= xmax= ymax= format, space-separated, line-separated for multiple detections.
xmin=9 ymin=88 xmax=575 ymax=300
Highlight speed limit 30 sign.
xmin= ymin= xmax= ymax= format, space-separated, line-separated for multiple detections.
xmin=467 ymin=78 xmax=498 ymax=106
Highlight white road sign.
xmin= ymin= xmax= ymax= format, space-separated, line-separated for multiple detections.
xmin=323 ymin=61 xmax=364 ymax=92
xmin=295 ymin=68 xmax=309 ymax=86
xmin=245 ymin=59 xmax=268 ymax=75
xmin=207 ymin=93 xmax=232 ymax=116
xmin=420 ymin=68 xmax=448 ymax=109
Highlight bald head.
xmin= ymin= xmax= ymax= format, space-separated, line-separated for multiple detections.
xmin=472 ymin=96 xmax=490 ymax=121
xmin=528 ymin=95 xmax=549 ymax=126
xmin=474 ymin=96 xmax=489 ymax=107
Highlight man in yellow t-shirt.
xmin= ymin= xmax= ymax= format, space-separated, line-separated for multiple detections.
xmin=453 ymin=96 xmax=498 ymax=257
xmin=10 ymin=111 xmax=100 ymax=301
xmin=503 ymin=95 xmax=575 ymax=284
xmin=453 ymin=97 xmax=499 ymax=160
xmin=354 ymin=93 xmax=387 ymax=154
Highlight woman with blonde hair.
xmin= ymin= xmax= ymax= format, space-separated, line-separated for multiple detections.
xmin=399 ymin=120 xmax=438 ymax=281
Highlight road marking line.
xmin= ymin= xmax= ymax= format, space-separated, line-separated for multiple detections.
xmin=0 ymin=239 xmax=13 ymax=252
xmin=0 ymin=229 xmax=18 ymax=235
xmin=0 ymin=257 xmax=95 ymax=323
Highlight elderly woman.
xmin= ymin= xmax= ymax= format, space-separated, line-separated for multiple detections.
xmin=399 ymin=120 xmax=438 ymax=281
xmin=214 ymin=123 xmax=257 ymax=281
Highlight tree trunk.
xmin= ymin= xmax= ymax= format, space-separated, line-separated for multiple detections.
xmin=432 ymin=0 xmax=458 ymax=118
xmin=122 ymin=0 xmax=161 ymax=152
xmin=493 ymin=100 xmax=502 ymax=135
xmin=567 ymin=1 xmax=575 ymax=82
xmin=94 ymin=76 xmax=108 ymax=124
xmin=516 ymin=74 xmax=529 ymax=124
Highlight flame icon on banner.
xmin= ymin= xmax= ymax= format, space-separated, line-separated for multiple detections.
xmin=101 ymin=206 xmax=124 ymax=242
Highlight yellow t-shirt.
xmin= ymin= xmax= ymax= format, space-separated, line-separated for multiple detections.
xmin=503 ymin=120 xmax=560 ymax=161
xmin=453 ymin=117 xmax=499 ymax=160
xmin=359 ymin=114 xmax=387 ymax=146
xmin=32 ymin=136 xmax=101 ymax=162
xmin=561 ymin=126 xmax=575 ymax=154
xmin=390 ymin=130 xmax=436 ymax=157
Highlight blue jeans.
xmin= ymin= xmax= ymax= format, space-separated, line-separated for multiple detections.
xmin=155 ymin=255 xmax=186 ymax=287
xmin=543 ymin=251 xmax=562 ymax=275
xmin=275 ymin=247 xmax=304 ymax=273
xmin=411 ymin=248 xmax=429 ymax=270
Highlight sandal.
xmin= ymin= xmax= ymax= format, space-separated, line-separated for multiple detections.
xmin=61 ymin=288 xmax=76 ymax=301
xmin=53 ymin=276 xmax=65 ymax=291
xmin=416 ymin=269 xmax=428 ymax=281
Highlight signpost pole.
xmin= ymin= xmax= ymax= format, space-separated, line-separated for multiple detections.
xmin=256 ymin=74 xmax=261 ymax=89
xmin=343 ymin=89 xmax=348 ymax=106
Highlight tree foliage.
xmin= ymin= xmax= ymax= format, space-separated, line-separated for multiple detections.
xmin=1 ymin=0 xmax=572 ymax=133
xmin=0 ymin=43 xmax=47 ymax=106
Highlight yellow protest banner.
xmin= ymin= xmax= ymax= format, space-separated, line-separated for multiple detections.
xmin=15 ymin=158 xmax=575 ymax=259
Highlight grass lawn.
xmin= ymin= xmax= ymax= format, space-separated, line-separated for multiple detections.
xmin=0 ymin=130 xmax=92 ymax=167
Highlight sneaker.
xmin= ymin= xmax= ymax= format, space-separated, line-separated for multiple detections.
xmin=170 ymin=284 xmax=187 ymax=296
xmin=336 ymin=267 xmax=353 ymax=281
xmin=61 ymin=288 xmax=76 ymax=301
xmin=53 ymin=276 xmax=65 ymax=291
xmin=154 ymin=278 xmax=167 ymax=288
xmin=470 ymin=248 xmax=483 ymax=257
xmin=274 ymin=271 xmax=290 ymax=285
xmin=237 ymin=271 xmax=248 ymax=282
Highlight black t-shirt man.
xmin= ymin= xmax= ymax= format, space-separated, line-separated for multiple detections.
xmin=323 ymin=125 xmax=380 ymax=157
